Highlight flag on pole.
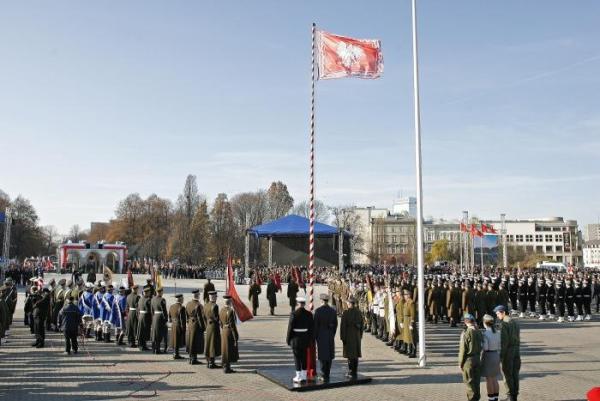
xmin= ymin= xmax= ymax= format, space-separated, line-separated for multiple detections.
xmin=316 ymin=30 xmax=383 ymax=80
xmin=460 ymin=222 xmax=468 ymax=232
xmin=481 ymin=223 xmax=497 ymax=234
xmin=226 ymin=256 xmax=253 ymax=322
xmin=155 ymin=271 xmax=164 ymax=291
xmin=103 ymin=266 xmax=113 ymax=284
xmin=292 ymin=266 xmax=305 ymax=289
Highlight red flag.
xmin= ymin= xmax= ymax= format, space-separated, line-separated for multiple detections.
xmin=274 ymin=273 xmax=282 ymax=292
xmin=470 ymin=224 xmax=484 ymax=237
xmin=292 ymin=266 xmax=305 ymax=289
xmin=226 ymin=256 xmax=253 ymax=322
xmin=460 ymin=222 xmax=468 ymax=232
xmin=127 ymin=268 xmax=134 ymax=289
xmin=481 ymin=223 xmax=497 ymax=234
xmin=317 ymin=30 xmax=383 ymax=80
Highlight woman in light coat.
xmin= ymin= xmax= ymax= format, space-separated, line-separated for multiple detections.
xmin=481 ymin=314 xmax=502 ymax=401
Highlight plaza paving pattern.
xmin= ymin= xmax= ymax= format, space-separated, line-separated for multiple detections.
xmin=1 ymin=274 xmax=598 ymax=401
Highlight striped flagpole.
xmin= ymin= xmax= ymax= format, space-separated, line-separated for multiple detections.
xmin=308 ymin=22 xmax=316 ymax=313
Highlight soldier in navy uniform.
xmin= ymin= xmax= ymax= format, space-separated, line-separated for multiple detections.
xmin=555 ymin=280 xmax=566 ymax=322
xmin=314 ymin=293 xmax=337 ymax=382
xmin=565 ymin=280 xmax=575 ymax=322
xmin=546 ymin=279 xmax=556 ymax=319
xmin=508 ymin=277 xmax=518 ymax=313
xmin=517 ymin=279 xmax=528 ymax=317
xmin=582 ymin=279 xmax=592 ymax=320
xmin=286 ymin=297 xmax=314 ymax=384
xmin=536 ymin=278 xmax=547 ymax=320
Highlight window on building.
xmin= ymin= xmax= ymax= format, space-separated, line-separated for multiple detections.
xmin=507 ymin=235 xmax=514 ymax=242
xmin=555 ymin=246 xmax=563 ymax=252
xmin=535 ymin=234 xmax=543 ymax=242
xmin=555 ymin=234 xmax=562 ymax=242
xmin=516 ymin=235 xmax=523 ymax=242
xmin=552 ymin=227 xmax=561 ymax=232
xmin=546 ymin=245 xmax=553 ymax=252
xmin=525 ymin=235 xmax=533 ymax=242
xmin=545 ymin=235 xmax=553 ymax=242
xmin=392 ymin=236 xmax=396 ymax=243
xmin=536 ymin=246 xmax=544 ymax=253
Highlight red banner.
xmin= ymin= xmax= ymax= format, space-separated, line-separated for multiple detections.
xmin=226 ymin=257 xmax=253 ymax=322
xmin=317 ymin=30 xmax=383 ymax=80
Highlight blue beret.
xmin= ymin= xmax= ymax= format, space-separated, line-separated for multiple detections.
xmin=493 ymin=305 xmax=506 ymax=313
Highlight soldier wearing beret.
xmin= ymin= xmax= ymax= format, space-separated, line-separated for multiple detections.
xmin=458 ymin=313 xmax=483 ymax=401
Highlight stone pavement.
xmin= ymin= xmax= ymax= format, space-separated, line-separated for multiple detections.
xmin=1 ymin=274 xmax=598 ymax=401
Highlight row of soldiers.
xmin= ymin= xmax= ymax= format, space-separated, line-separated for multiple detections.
xmin=0 ymin=278 xmax=18 ymax=345
xmin=22 ymin=276 xmax=240 ymax=373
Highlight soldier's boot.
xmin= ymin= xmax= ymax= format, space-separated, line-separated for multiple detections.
xmin=293 ymin=371 xmax=302 ymax=383
xmin=104 ymin=331 xmax=112 ymax=343
xmin=85 ymin=327 xmax=92 ymax=338
xmin=397 ymin=340 xmax=404 ymax=353
xmin=117 ymin=332 xmax=125 ymax=345
xmin=408 ymin=344 xmax=417 ymax=358
xmin=270 ymin=307 xmax=274 ymax=315
xmin=96 ymin=329 xmax=103 ymax=341
xmin=173 ymin=351 xmax=183 ymax=360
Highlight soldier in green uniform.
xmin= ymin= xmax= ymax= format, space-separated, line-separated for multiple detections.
xmin=447 ymin=281 xmax=462 ymax=327
xmin=248 ymin=279 xmax=261 ymax=316
xmin=485 ymin=283 xmax=498 ymax=316
xmin=219 ymin=295 xmax=239 ymax=373
xmin=475 ymin=283 xmax=487 ymax=326
xmin=459 ymin=313 xmax=483 ymax=401
xmin=185 ymin=289 xmax=206 ymax=365
xmin=125 ymin=285 xmax=140 ymax=347
xmin=402 ymin=289 xmax=417 ymax=358
xmin=394 ymin=289 xmax=404 ymax=354
xmin=340 ymin=295 xmax=363 ymax=379
xmin=204 ymin=291 xmax=221 ymax=368
xmin=168 ymin=294 xmax=186 ymax=359
xmin=137 ymin=287 xmax=152 ymax=351
xmin=462 ymin=281 xmax=475 ymax=315
xmin=494 ymin=305 xmax=521 ymax=401
xmin=150 ymin=287 xmax=168 ymax=354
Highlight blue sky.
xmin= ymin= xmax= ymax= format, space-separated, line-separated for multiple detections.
xmin=1 ymin=1 xmax=599 ymax=234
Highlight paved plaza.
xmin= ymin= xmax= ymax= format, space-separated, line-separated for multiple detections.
xmin=1 ymin=274 xmax=598 ymax=401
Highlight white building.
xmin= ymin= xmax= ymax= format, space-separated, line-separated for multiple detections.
xmin=392 ymin=197 xmax=416 ymax=217
xmin=584 ymin=223 xmax=600 ymax=242
xmin=583 ymin=240 xmax=600 ymax=268
xmin=352 ymin=206 xmax=389 ymax=264
xmin=482 ymin=217 xmax=582 ymax=266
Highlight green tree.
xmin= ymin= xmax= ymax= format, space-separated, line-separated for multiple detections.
xmin=430 ymin=239 xmax=450 ymax=262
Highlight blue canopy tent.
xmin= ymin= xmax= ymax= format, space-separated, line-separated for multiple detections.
xmin=244 ymin=215 xmax=352 ymax=274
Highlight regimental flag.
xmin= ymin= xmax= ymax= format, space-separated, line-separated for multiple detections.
xmin=274 ymin=272 xmax=282 ymax=292
xmin=481 ymin=223 xmax=497 ymax=234
xmin=155 ymin=271 xmax=164 ymax=291
xmin=316 ymin=30 xmax=383 ymax=80
xmin=103 ymin=266 xmax=113 ymax=284
xmin=226 ymin=256 xmax=253 ymax=322
xmin=292 ymin=266 xmax=305 ymax=289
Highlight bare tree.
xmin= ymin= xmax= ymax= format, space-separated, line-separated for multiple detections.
xmin=266 ymin=181 xmax=294 ymax=221
xmin=330 ymin=205 xmax=364 ymax=257
xmin=41 ymin=225 xmax=60 ymax=255
xmin=210 ymin=193 xmax=235 ymax=262
xmin=230 ymin=190 xmax=268 ymax=229
xmin=291 ymin=199 xmax=330 ymax=223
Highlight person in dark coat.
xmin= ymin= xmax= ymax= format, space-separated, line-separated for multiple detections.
xmin=203 ymin=279 xmax=215 ymax=304
xmin=86 ymin=269 xmax=97 ymax=286
xmin=219 ymin=295 xmax=239 ymax=373
xmin=314 ymin=293 xmax=338 ymax=382
xmin=204 ymin=291 xmax=221 ymax=368
xmin=286 ymin=296 xmax=314 ymax=383
xmin=186 ymin=289 xmax=206 ymax=365
xmin=266 ymin=279 xmax=277 ymax=315
xmin=340 ymin=295 xmax=363 ymax=379
xmin=150 ymin=287 xmax=168 ymax=354
xmin=125 ymin=285 xmax=140 ymax=347
xmin=58 ymin=296 xmax=82 ymax=354
xmin=169 ymin=294 xmax=186 ymax=359
xmin=137 ymin=287 xmax=152 ymax=351
xmin=287 ymin=279 xmax=299 ymax=313
xmin=248 ymin=280 xmax=261 ymax=316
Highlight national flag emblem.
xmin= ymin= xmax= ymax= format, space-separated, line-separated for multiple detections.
xmin=316 ymin=30 xmax=383 ymax=80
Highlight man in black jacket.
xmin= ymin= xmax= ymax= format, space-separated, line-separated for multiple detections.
xmin=59 ymin=296 xmax=82 ymax=354
xmin=286 ymin=297 xmax=314 ymax=383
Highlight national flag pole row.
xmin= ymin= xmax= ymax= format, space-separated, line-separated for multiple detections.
xmin=460 ymin=218 xmax=498 ymax=272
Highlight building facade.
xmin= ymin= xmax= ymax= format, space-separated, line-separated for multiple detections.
xmin=482 ymin=217 xmax=582 ymax=266
xmin=583 ymin=240 xmax=600 ymax=268
xmin=584 ymin=223 xmax=600 ymax=242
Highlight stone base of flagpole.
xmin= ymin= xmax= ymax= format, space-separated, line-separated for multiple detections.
xmin=256 ymin=365 xmax=371 ymax=392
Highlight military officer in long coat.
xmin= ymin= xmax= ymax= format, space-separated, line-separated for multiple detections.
xmin=150 ymin=287 xmax=168 ymax=354
xmin=137 ymin=287 xmax=152 ymax=350
xmin=447 ymin=281 xmax=462 ymax=327
xmin=248 ymin=280 xmax=261 ymax=316
xmin=266 ymin=278 xmax=278 ymax=315
xmin=125 ymin=285 xmax=140 ymax=347
xmin=286 ymin=297 xmax=314 ymax=383
xmin=219 ymin=295 xmax=239 ymax=373
xmin=402 ymin=289 xmax=417 ymax=358
xmin=204 ymin=291 xmax=221 ymax=368
xmin=287 ymin=279 xmax=299 ymax=313
xmin=203 ymin=279 xmax=215 ymax=304
xmin=340 ymin=295 xmax=363 ymax=379
xmin=186 ymin=289 xmax=206 ymax=364
xmin=314 ymin=293 xmax=338 ymax=382
xmin=169 ymin=294 xmax=186 ymax=359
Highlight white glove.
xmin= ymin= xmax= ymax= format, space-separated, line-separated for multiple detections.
xmin=400 ymin=323 xmax=404 ymax=329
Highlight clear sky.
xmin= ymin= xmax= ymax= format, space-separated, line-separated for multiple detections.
xmin=1 ymin=1 xmax=599 ymax=234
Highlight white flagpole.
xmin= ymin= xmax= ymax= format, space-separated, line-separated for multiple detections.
xmin=411 ymin=0 xmax=426 ymax=368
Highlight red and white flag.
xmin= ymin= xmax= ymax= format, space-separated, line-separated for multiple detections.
xmin=317 ymin=30 xmax=383 ymax=80
xmin=481 ymin=224 xmax=497 ymax=234
xmin=226 ymin=256 xmax=253 ymax=323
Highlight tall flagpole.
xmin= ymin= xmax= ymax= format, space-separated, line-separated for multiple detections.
xmin=411 ymin=0 xmax=426 ymax=368
xmin=308 ymin=22 xmax=316 ymax=314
